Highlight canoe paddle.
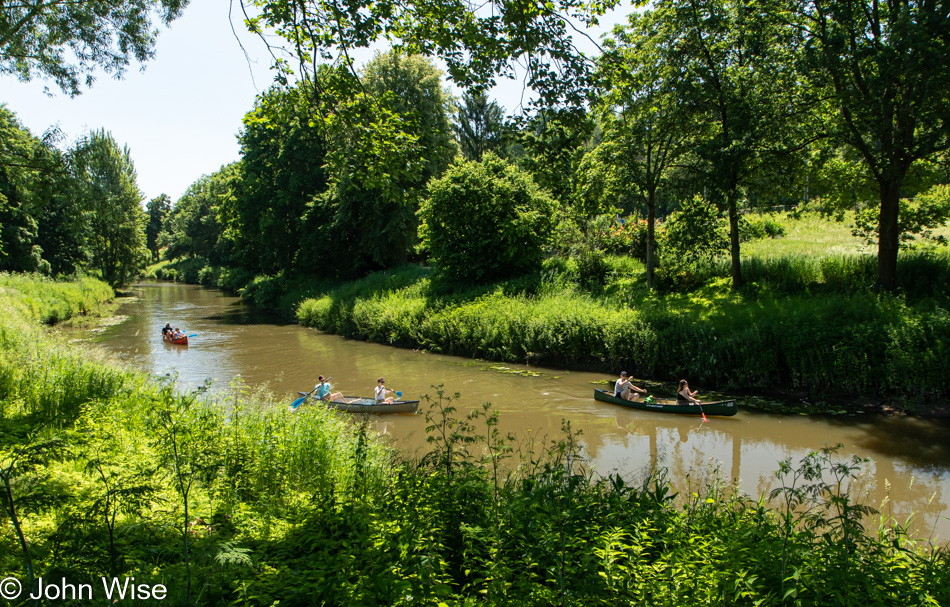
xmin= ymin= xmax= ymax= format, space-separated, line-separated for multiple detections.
xmin=697 ymin=401 xmax=708 ymax=423
xmin=187 ymin=333 xmax=197 ymax=338
xmin=290 ymin=392 xmax=311 ymax=410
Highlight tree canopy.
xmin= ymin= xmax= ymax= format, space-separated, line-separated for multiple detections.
xmin=0 ymin=0 xmax=189 ymax=96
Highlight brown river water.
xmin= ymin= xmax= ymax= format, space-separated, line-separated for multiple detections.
xmin=81 ymin=281 xmax=950 ymax=542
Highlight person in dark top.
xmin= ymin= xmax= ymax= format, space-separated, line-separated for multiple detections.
xmin=676 ymin=379 xmax=700 ymax=405
xmin=161 ymin=323 xmax=172 ymax=337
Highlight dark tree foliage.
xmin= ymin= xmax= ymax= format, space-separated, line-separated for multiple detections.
xmin=0 ymin=0 xmax=189 ymax=96
xmin=516 ymin=109 xmax=593 ymax=208
xmin=454 ymin=92 xmax=506 ymax=161
xmin=326 ymin=52 xmax=456 ymax=276
xmin=146 ymin=194 xmax=171 ymax=262
xmin=71 ymin=129 xmax=148 ymax=286
xmin=235 ymin=84 xmax=329 ymax=275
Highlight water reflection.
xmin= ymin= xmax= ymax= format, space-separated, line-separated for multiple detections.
xmin=84 ymin=281 xmax=950 ymax=543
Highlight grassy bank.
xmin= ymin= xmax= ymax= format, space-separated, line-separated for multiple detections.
xmin=292 ymin=257 xmax=950 ymax=401
xmin=2 ymin=273 xmax=949 ymax=605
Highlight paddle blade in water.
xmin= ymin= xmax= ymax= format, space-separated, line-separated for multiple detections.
xmin=396 ymin=391 xmax=402 ymax=399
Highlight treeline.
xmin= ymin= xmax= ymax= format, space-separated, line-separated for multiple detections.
xmin=2 ymin=273 xmax=948 ymax=606
xmin=146 ymin=0 xmax=950 ymax=294
xmin=0 ymin=109 xmax=149 ymax=286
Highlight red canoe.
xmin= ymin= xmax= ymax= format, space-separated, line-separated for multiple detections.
xmin=163 ymin=334 xmax=188 ymax=345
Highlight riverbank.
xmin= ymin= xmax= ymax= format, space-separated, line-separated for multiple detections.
xmin=3 ymin=272 xmax=949 ymax=605
xmin=147 ymin=248 xmax=950 ymax=414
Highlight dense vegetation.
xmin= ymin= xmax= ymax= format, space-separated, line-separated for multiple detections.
xmin=2 ymin=274 xmax=949 ymax=606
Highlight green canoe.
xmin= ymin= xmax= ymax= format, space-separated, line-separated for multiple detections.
xmin=594 ymin=389 xmax=738 ymax=416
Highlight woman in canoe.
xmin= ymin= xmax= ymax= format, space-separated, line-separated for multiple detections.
xmin=375 ymin=377 xmax=397 ymax=404
xmin=677 ymin=379 xmax=701 ymax=405
xmin=315 ymin=375 xmax=345 ymax=403
xmin=615 ymin=371 xmax=648 ymax=401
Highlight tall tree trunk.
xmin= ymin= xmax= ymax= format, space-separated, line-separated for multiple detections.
xmin=727 ymin=190 xmax=743 ymax=289
xmin=876 ymin=180 xmax=902 ymax=290
xmin=646 ymin=188 xmax=656 ymax=289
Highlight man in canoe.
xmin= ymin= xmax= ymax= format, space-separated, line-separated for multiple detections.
xmin=375 ymin=377 xmax=397 ymax=404
xmin=615 ymin=371 xmax=648 ymax=401
xmin=677 ymin=379 xmax=701 ymax=405
xmin=161 ymin=323 xmax=172 ymax=337
xmin=315 ymin=375 xmax=345 ymax=403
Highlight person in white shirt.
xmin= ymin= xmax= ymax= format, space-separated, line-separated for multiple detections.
xmin=614 ymin=371 xmax=647 ymax=401
xmin=374 ymin=377 xmax=396 ymax=404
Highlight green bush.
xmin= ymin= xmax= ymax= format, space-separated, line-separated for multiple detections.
xmin=419 ymin=153 xmax=557 ymax=283
xmin=740 ymin=214 xmax=786 ymax=241
xmin=659 ymin=196 xmax=729 ymax=272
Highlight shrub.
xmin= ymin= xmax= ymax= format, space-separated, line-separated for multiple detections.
xmin=740 ymin=214 xmax=786 ymax=241
xmin=419 ymin=153 xmax=558 ymax=283
xmin=658 ymin=196 xmax=728 ymax=276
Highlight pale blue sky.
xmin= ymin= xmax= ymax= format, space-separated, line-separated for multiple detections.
xmin=1 ymin=0 xmax=627 ymax=204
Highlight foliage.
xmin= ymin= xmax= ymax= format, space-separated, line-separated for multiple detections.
xmin=0 ymin=0 xmax=188 ymax=96
xmin=660 ymin=196 xmax=729 ymax=272
xmin=794 ymin=0 xmax=950 ymax=289
xmin=234 ymin=83 xmax=328 ymax=274
xmin=71 ymin=129 xmax=148 ymax=286
xmin=739 ymin=214 xmax=786 ymax=242
xmin=326 ymin=52 xmax=457 ymax=275
xmin=852 ymin=185 xmax=950 ymax=250
xmin=515 ymin=108 xmax=593 ymax=207
xmin=145 ymin=194 xmax=171 ymax=262
xmin=454 ymin=91 xmax=507 ymax=161
xmin=419 ymin=153 xmax=557 ymax=283
xmin=160 ymin=164 xmax=237 ymax=264
xmin=0 ymin=105 xmax=75 ymax=275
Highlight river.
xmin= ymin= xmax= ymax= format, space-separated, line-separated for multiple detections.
xmin=82 ymin=281 xmax=950 ymax=542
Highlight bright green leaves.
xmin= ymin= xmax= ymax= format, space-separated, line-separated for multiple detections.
xmin=0 ymin=0 xmax=189 ymax=96
xmin=419 ymin=152 xmax=557 ymax=283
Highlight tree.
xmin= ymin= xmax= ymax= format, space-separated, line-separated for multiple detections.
xmin=517 ymin=108 xmax=593 ymax=208
xmin=72 ymin=129 xmax=148 ymax=286
xmin=646 ymin=0 xmax=816 ymax=289
xmin=145 ymin=194 xmax=171 ymax=262
xmin=454 ymin=92 xmax=506 ymax=161
xmin=793 ymin=0 xmax=950 ymax=289
xmin=589 ymin=11 xmax=693 ymax=288
xmin=0 ymin=105 xmax=89 ymax=275
xmin=419 ymin=153 xmax=557 ymax=283
xmin=161 ymin=166 xmax=237 ymax=264
xmin=0 ymin=0 xmax=189 ymax=96
xmin=327 ymin=52 xmax=456 ymax=275
xmin=234 ymin=83 xmax=328 ymax=274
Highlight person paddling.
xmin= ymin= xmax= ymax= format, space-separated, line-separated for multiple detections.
xmin=676 ymin=379 xmax=701 ymax=405
xmin=161 ymin=323 xmax=172 ymax=337
xmin=614 ymin=371 xmax=647 ymax=401
xmin=315 ymin=375 xmax=345 ymax=403
xmin=375 ymin=377 xmax=397 ymax=404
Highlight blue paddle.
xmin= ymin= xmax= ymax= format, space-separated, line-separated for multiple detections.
xmin=187 ymin=333 xmax=197 ymax=338
xmin=395 ymin=391 xmax=402 ymax=399
xmin=290 ymin=392 xmax=311 ymax=410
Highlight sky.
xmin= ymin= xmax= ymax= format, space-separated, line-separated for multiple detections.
xmin=0 ymin=0 xmax=629 ymax=204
